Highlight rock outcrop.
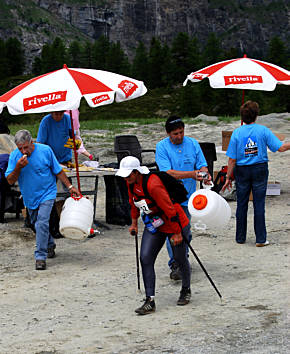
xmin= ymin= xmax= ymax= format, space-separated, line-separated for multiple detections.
xmin=0 ymin=0 xmax=288 ymax=70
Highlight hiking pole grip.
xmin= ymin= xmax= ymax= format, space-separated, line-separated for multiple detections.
xmin=131 ymin=230 xmax=141 ymax=292
xmin=177 ymin=218 xmax=222 ymax=299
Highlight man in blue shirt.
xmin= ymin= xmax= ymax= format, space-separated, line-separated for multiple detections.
xmin=155 ymin=116 xmax=210 ymax=280
xmin=37 ymin=111 xmax=72 ymax=164
xmin=223 ymin=101 xmax=290 ymax=246
xmin=6 ymin=130 xmax=80 ymax=270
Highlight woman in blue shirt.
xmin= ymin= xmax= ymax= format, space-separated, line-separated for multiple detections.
xmin=223 ymin=101 xmax=290 ymax=247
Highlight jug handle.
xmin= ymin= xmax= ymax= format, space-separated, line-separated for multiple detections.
xmin=202 ymin=181 xmax=214 ymax=190
xmin=71 ymin=193 xmax=83 ymax=200
xmin=193 ymin=220 xmax=207 ymax=231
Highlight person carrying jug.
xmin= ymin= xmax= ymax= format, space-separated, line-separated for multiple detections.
xmin=5 ymin=130 xmax=80 ymax=270
xmin=115 ymin=156 xmax=191 ymax=315
xmin=155 ymin=115 xmax=210 ymax=281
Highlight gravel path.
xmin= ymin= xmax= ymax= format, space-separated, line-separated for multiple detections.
xmin=0 ymin=114 xmax=289 ymax=353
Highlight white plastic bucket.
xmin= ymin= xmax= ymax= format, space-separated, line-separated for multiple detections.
xmin=188 ymin=182 xmax=231 ymax=230
xmin=59 ymin=196 xmax=94 ymax=240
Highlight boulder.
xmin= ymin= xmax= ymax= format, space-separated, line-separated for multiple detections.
xmin=0 ymin=134 xmax=16 ymax=154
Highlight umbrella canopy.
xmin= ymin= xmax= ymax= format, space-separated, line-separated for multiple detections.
xmin=0 ymin=65 xmax=147 ymax=193
xmin=183 ymin=55 xmax=290 ymax=91
xmin=0 ymin=65 xmax=147 ymax=115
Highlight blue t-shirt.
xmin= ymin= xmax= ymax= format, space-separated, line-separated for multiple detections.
xmin=5 ymin=144 xmax=62 ymax=209
xmin=37 ymin=113 xmax=72 ymax=163
xmin=226 ymin=123 xmax=282 ymax=165
xmin=156 ymin=136 xmax=207 ymax=205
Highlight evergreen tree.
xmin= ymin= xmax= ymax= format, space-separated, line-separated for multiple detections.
xmin=198 ymin=33 xmax=223 ymax=113
xmin=190 ymin=37 xmax=201 ymax=72
xmin=266 ymin=37 xmax=289 ymax=112
xmin=120 ymin=55 xmax=131 ymax=76
xmin=40 ymin=43 xmax=54 ymax=73
xmin=38 ymin=38 xmax=67 ymax=73
xmin=50 ymin=37 xmax=67 ymax=70
xmin=82 ymin=41 xmax=93 ymax=68
xmin=0 ymin=39 xmax=8 ymax=79
xmin=223 ymin=47 xmax=239 ymax=60
xmin=171 ymin=32 xmax=199 ymax=83
xmin=178 ymin=36 xmax=202 ymax=116
xmin=5 ymin=37 xmax=25 ymax=76
xmin=161 ymin=43 xmax=174 ymax=87
xmin=148 ymin=38 xmax=164 ymax=88
xmin=131 ymin=41 xmax=149 ymax=83
xmin=32 ymin=56 xmax=43 ymax=75
xmin=180 ymin=85 xmax=202 ymax=117
xmin=267 ymin=36 xmax=288 ymax=68
xmin=106 ymin=41 xmax=130 ymax=75
xmin=92 ymin=36 xmax=110 ymax=70
xmin=68 ymin=41 xmax=83 ymax=68
xmin=202 ymin=33 xmax=222 ymax=66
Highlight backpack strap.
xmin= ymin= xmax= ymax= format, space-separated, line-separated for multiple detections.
xmin=128 ymin=173 xmax=155 ymax=206
xmin=141 ymin=173 xmax=153 ymax=199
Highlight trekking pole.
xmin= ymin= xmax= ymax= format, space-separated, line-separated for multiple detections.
xmin=131 ymin=230 xmax=141 ymax=293
xmin=176 ymin=220 xmax=222 ymax=300
xmin=183 ymin=236 xmax=222 ymax=299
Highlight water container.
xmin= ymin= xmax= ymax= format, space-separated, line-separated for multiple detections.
xmin=188 ymin=182 xmax=231 ymax=230
xmin=59 ymin=196 xmax=94 ymax=240
xmin=141 ymin=213 xmax=157 ymax=234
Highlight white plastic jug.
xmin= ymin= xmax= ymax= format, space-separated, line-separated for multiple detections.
xmin=59 ymin=196 xmax=94 ymax=240
xmin=188 ymin=182 xmax=231 ymax=230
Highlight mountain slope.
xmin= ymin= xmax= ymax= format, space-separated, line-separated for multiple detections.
xmin=0 ymin=0 xmax=289 ymax=69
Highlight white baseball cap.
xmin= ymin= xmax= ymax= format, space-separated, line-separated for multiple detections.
xmin=115 ymin=156 xmax=150 ymax=177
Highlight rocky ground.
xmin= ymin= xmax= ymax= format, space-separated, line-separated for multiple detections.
xmin=0 ymin=113 xmax=289 ymax=353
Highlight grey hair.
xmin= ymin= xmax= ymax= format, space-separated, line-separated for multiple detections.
xmin=14 ymin=130 xmax=32 ymax=145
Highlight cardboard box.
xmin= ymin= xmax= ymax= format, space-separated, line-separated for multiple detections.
xmin=222 ymin=131 xmax=285 ymax=152
xmin=213 ymin=170 xmax=218 ymax=181
xmin=266 ymin=181 xmax=281 ymax=195
xmin=249 ymin=181 xmax=280 ymax=200
xmin=249 ymin=190 xmax=253 ymax=201
xmin=222 ymin=131 xmax=233 ymax=151
xmin=273 ymin=133 xmax=285 ymax=141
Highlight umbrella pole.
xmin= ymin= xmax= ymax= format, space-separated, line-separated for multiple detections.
xmin=241 ymin=89 xmax=245 ymax=125
xmin=69 ymin=110 xmax=81 ymax=192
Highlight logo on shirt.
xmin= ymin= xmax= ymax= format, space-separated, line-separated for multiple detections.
xmin=244 ymin=136 xmax=258 ymax=157
xmin=224 ymin=75 xmax=263 ymax=86
xmin=23 ymin=91 xmax=67 ymax=111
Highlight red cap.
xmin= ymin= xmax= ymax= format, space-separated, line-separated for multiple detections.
xmin=192 ymin=194 xmax=208 ymax=210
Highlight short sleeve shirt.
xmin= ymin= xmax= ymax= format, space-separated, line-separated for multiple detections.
xmin=226 ymin=124 xmax=282 ymax=165
xmin=5 ymin=144 xmax=62 ymax=209
xmin=156 ymin=136 xmax=207 ymax=204
xmin=37 ymin=113 xmax=72 ymax=163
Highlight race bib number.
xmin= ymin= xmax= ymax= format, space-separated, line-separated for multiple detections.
xmin=134 ymin=199 xmax=152 ymax=214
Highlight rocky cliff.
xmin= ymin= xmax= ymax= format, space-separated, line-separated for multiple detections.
xmin=0 ymin=0 xmax=289 ymax=70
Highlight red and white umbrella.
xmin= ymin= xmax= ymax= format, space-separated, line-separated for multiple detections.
xmin=0 ymin=65 xmax=147 ymax=115
xmin=183 ymin=55 xmax=290 ymax=92
xmin=0 ymin=65 xmax=147 ymax=191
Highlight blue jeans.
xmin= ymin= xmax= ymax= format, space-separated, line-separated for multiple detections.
xmin=166 ymin=205 xmax=192 ymax=268
xmin=235 ymin=163 xmax=268 ymax=244
xmin=140 ymin=223 xmax=191 ymax=297
xmin=28 ymin=199 xmax=55 ymax=260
